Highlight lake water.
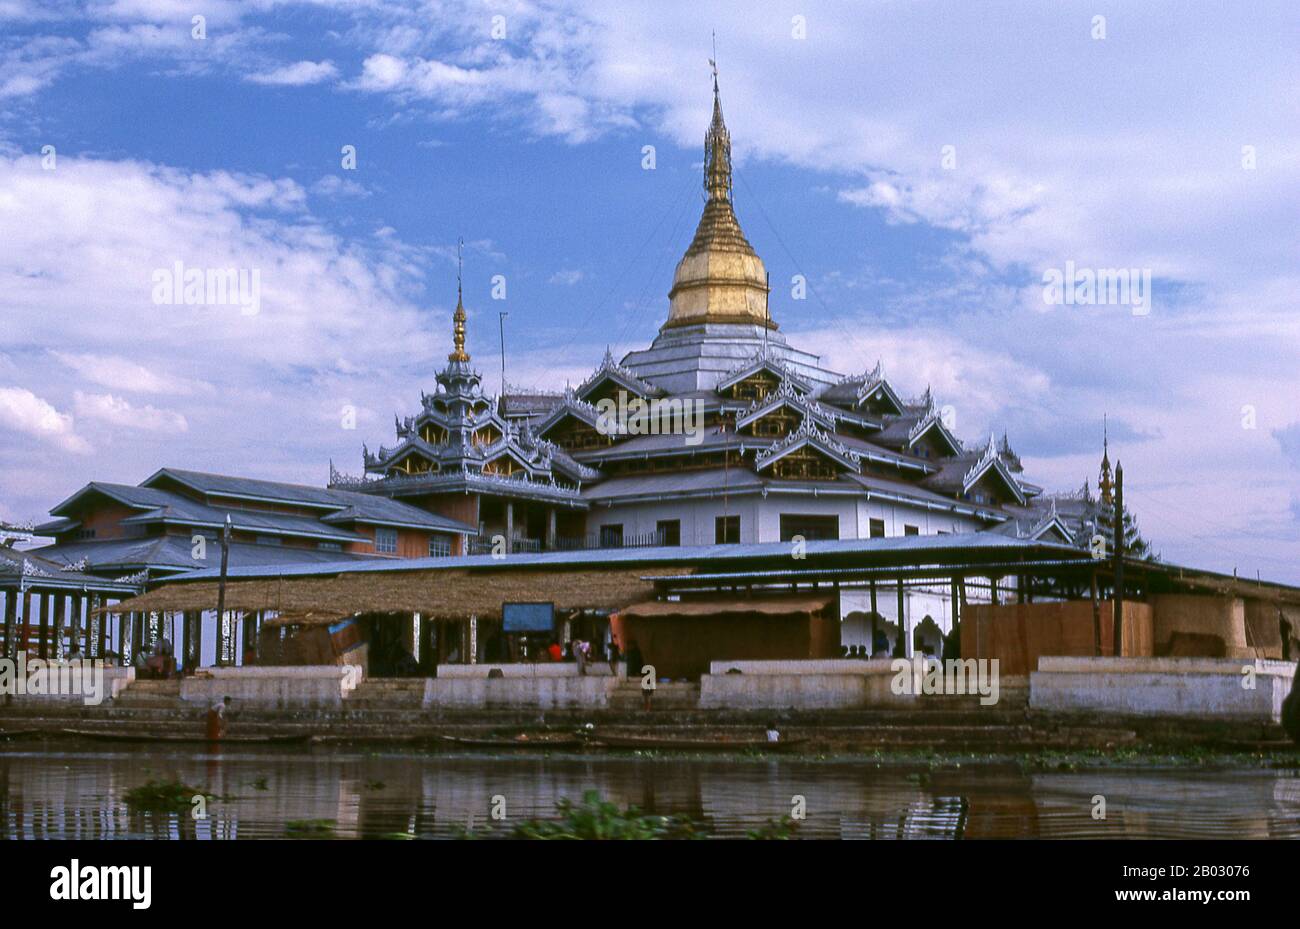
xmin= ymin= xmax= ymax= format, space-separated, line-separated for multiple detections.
xmin=2 ymin=746 xmax=1299 ymax=839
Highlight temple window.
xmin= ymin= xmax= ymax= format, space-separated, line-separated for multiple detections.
xmin=770 ymin=449 xmax=839 ymax=480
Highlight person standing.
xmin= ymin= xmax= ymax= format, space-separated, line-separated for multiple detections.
xmin=606 ymin=637 xmax=620 ymax=677
xmin=206 ymin=695 xmax=231 ymax=742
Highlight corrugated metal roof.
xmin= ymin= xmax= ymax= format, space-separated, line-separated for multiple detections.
xmin=29 ymin=536 xmax=387 ymax=575
xmin=165 ymin=532 xmax=1067 ymax=582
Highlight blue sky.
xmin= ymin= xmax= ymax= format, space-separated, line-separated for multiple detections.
xmin=0 ymin=0 xmax=1297 ymax=581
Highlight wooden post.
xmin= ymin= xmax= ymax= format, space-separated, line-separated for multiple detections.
xmin=505 ymin=503 xmax=514 ymax=554
xmin=1112 ymin=463 xmax=1125 ymax=656
xmin=52 ymin=593 xmax=66 ymax=661
xmin=215 ymin=515 xmax=231 ymax=667
xmin=1090 ymin=570 xmax=1102 ymax=657
xmin=546 ymin=508 xmax=557 ymax=550
xmin=96 ymin=597 xmax=108 ymax=658
xmin=868 ymin=581 xmax=878 ymax=651
xmin=895 ymin=579 xmax=907 ymax=658
xmin=37 ymin=591 xmax=50 ymax=660
xmin=14 ymin=589 xmax=28 ymax=658
xmin=950 ymin=578 xmax=960 ymax=650
xmin=2 ymin=591 xmax=14 ymax=659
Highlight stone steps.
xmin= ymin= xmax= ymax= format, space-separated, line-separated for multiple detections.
xmin=111 ymin=678 xmax=183 ymax=709
xmin=344 ymin=677 xmax=428 ymax=709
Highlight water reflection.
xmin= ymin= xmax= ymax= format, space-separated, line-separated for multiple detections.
xmin=1 ymin=747 xmax=1298 ymax=840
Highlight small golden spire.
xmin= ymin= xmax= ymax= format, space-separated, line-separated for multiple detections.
xmin=448 ymin=238 xmax=470 ymax=363
xmin=704 ymin=53 xmax=731 ymax=202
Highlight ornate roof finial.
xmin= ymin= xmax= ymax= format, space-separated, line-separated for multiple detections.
xmin=448 ymin=237 xmax=470 ymax=363
xmin=704 ymin=48 xmax=731 ymax=203
xmin=1098 ymin=413 xmax=1114 ymax=506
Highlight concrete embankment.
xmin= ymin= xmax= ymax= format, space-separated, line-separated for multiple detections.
xmin=1 ymin=694 xmax=1290 ymax=754
xmin=2 ymin=657 xmax=1295 ymax=754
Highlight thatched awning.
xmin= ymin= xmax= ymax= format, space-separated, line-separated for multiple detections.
xmin=618 ymin=595 xmax=833 ymax=619
xmin=103 ymin=565 xmax=694 ymax=621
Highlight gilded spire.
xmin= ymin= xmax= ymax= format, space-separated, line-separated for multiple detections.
xmin=448 ymin=238 xmax=470 ymax=363
xmin=704 ymin=55 xmax=732 ymax=202
xmin=663 ymin=58 xmax=773 ymax=331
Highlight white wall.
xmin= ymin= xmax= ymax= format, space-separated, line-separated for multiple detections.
xmin=592 ymin=491 xmax=986 ymax=545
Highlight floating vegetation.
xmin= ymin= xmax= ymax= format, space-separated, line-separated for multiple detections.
xmin=746 ymin=815 xmax=800 ymax=840
xmin=123 ymin=779 xmax=211 ymax=813
xmin=285 ymin=819 xmax=336 ymax=838
xmin=457 ymin=790 xmax=703 ymax=840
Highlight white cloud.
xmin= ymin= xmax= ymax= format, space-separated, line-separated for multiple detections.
xmin=0 ymin=151 xmax=457 ymax=515
xmin=246 ymin=59 xmax=339 ymax=87
xmin=548 ymin=269 xmax=583 ymax=286
xmin=311 ymin=174 xmax=371 ymax=198
xmin=50 ymin=351 xmax=205 ymax=396
xmin=73 ymin=391 xmax=189 ymax=433
xmin=0 ymin=387 xmax=91 ymax=453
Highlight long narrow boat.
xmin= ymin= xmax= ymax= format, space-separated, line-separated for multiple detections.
xmin=59 ymin=728 xmax=316 ymax=746
xmin=591 ymin=733 xmax=806 ymax=752
xmin=434 ymin=734 xmax=585 ymax=750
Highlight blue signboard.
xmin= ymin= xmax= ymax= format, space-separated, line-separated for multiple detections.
xmin=503 ymin=602 xmax=555 ymax=633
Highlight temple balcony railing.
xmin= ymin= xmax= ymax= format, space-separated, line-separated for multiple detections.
xmin=463 ymin=529 xmax=666 ymax=555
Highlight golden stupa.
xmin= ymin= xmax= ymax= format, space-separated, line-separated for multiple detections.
xmin=663 ymin=70 xmax=774 ymax=331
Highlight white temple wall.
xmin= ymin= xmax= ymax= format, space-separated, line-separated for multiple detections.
xmin=590 ymin=496 xmax=766 ymax=546
xmin=592 ymin=493 xmax=986 ymax=546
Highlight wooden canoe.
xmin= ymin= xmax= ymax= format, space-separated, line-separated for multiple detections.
xmin=591 ymin=733 xmax=805 ymax=752
xmin=59 ymin=728 xmax=316 ymax=746
xmin=434 ymin=734 xmax=585 ymax=750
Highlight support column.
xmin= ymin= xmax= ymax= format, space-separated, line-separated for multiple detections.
xmin=894 ymin=579 xmax=907 ymax=658
xmin=546 ymin=509 xmax=557 ymax=550
xmin=505 ymin=503 xmax=515 ymax=554
xmin=1090 ymin=571 xmax=1102 ymax=657
xmin=2 ymin=591 xmax=15 ymax=659
xmin=117 ymin=610 xmax=128 ymax=666
xmin=67 ymin=594 xmax=83 ymax=656
xmin=14 ymin=589 xmax=29 ymax=658
xmin=38 ymin=591 xmax=50 ymax=660
xmin=868 ymin=581 xmax=878 ymax=653
xmin=93 ymin=596 xmax=106 ymax=658
xmin=186 ymin=611 xmax=200 ymax=671
xmin=52 ymin=593 xmax=66 ymax=662
xmin=950 ymin=578 xmax=960 ymax=653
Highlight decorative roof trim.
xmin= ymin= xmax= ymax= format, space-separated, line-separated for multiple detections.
xmin=962 ymin=434 xmax=1027 ymax=505
xmin=907 ymin=409 xmax=962 ymax=455
xmin=717 ymin=347 xmax=812 ymax=394
xmin=575 ymin=347 xmax=663 ymax=401
xmin=736 ymin=378 xmax=837 ymax=431
xmin=754 ymin=419 xmax=861 ymax=472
